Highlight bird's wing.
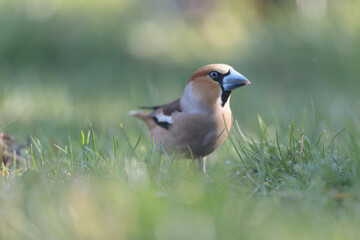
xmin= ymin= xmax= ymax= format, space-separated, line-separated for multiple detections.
xmin=161 ymin=98 xmax=182 ymax=115
xmin=149 ymin=99 xmax=182 ymax=130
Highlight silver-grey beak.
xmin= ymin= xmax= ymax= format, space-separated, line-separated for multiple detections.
xmin=222 ymin=68 xmax=250 ymax=91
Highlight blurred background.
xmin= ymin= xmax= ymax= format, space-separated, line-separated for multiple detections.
xmin=0 ymin=0 xmax=359 ymax=142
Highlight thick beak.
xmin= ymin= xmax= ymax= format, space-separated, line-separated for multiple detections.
xmin=222 ymin=68 xmax=250 ymax=91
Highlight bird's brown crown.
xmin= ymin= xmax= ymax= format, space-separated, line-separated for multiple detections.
xmin=188 ymin=64 xmax=232 ymax=83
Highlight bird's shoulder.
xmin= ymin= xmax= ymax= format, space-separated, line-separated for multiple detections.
xmin=161 ymin=98 xmax=182 ymax=116
xmin=148 ymin=98 xmax=182 ymax=130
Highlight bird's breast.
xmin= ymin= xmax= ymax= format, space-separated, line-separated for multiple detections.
xmin=150 ymin=109 xmax=232 ymax=158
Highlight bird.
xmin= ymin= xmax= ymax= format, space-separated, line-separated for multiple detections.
xmin=130 ymin=64 xmax=250 ymax=172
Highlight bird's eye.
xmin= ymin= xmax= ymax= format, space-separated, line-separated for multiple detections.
xmin=209 ymin=71 xmax=218 ymax=79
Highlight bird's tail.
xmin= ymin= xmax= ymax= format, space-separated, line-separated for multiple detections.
xmin=128 ymin=110 xmax=156 ymax=130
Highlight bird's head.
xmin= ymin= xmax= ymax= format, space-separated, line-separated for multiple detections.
xmin=185 ymin=64 xmax=250 ymax=108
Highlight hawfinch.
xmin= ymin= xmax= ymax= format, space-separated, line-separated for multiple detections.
xmin=130 ymin=64 xmax=250 ymax=171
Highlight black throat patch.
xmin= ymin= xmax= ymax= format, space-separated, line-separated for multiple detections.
xmin=221 ymin=90 xmax=232 ymax=107
xmin=210 ymin=70 xmax=232 ymax=107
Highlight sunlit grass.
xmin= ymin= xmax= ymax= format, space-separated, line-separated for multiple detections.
xmin=1 ymin=57 xmax=360 ymax=239
xmin=1 ymin=63 xmax=360 ymax=239
xmin=1 ymin=109 xmax=360 ymax=239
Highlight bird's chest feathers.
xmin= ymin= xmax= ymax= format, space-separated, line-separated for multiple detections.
xmin=179 ymin=81 xmax=232 ymax=137
xmin=180 ymin=83 xmax=224 ymax=114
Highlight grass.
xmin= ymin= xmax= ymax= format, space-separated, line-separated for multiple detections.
xmin=1 ymin=101 xmax=360 ymax=239
xmin=1 ymin=57 xmax=360 ymax=240
xmin=2 ymin=60 xmax=360 ymax=240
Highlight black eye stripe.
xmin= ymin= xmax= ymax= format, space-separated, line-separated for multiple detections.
xmin=209 ymin=71 xmax=218 ymax=79
xmin=208 ymin=69 xmax=232 ymax=107
xmin=208 ymin=70 xmax=227 ymax=84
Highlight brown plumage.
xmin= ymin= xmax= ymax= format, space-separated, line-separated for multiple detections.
xmin=130 ymin=64 xmax=250 ymax=171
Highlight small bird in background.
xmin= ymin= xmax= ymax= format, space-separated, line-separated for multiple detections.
xmin=130 ymin=64 xmax=250 ymax=172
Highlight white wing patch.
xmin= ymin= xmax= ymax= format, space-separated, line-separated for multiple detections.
xmin=152 ymin=111 xmax=173 ymax=130
xmin=156 ymin=114 xmax=173 ymax=124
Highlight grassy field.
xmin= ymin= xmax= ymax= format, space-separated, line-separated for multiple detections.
xmin=1 ymin=1 xmax=360 ymax=239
